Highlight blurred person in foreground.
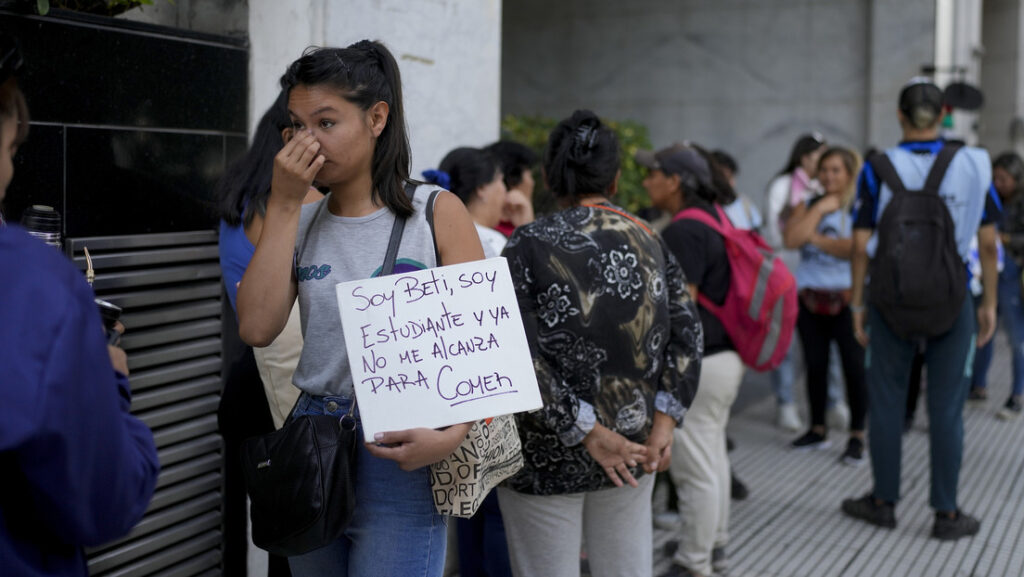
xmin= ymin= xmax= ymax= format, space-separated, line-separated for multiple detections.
xmin=0 ymin=37 xmax=160 ymax=576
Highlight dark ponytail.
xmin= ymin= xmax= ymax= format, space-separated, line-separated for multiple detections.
xmin=281 ymin=41 xmax=413 ymax=217
xmin=690 ymin=144 xmax=737 ymax=206
xmin=543 ymin=109 xmax=619 ymax=204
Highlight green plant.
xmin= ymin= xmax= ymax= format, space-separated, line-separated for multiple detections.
xmin=36 ymin=0 xmax=157 ymax=16
xmin=500 ymin=114 xmax=654 ymax=215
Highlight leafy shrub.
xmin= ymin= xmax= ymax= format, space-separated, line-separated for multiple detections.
xmin=500 ymin=114 xmax=654 ymax=216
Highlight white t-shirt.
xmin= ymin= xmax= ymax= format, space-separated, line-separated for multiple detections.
xmin=475 ymin=223 xmax=508 ymax=258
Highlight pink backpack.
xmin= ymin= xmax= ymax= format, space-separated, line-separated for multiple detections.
xmin=674 ymin=205 xmax=797 ymax=371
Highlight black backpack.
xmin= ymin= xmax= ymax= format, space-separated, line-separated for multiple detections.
xmin=867 ymin=143 xmax=966 ymax=340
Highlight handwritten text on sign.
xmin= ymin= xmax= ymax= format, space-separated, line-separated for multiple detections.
xmin=336 ymin=257 xmax=542 ymax=439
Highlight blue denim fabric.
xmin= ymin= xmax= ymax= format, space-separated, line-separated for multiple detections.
xmin=771 ymin=341 xmax=796 ymax=405
xmin=866 ymin=296 xmax=975 ymax=512
xmin=287 ymin=394 xmax=447 ymax=577
xmin=972 ymin=257 xmax=1024 ymax=396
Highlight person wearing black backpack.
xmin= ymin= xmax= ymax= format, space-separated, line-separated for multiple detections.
xmin=840 ymin=79 xmax=1001 ymax=541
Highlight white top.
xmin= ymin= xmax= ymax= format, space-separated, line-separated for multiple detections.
xmin=475 ymin=223 xmax=508 ymax=258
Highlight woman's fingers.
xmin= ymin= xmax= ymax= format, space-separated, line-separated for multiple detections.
xmin=604 ymin=466 xmax=624 ymax=488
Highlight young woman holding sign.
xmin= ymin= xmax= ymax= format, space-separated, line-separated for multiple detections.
xmin=497 ymin=110 xmax=704 ymax=577
xmin=236 ymin=42 xmax=484 ymax=577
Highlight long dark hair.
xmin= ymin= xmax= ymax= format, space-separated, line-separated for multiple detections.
xmin=427 ymin=147 xmax=499 ymax=206
xmin=691 ymin=144 xmax=737 ymax=206
xmin=281 ymin=41 xmax=413 ymax=217
xmin=778 ymin=133 xmax=825 ymax=176
xmin=544 ymin=109 xmax=619 ymax=203
xmin=216 ymin=90 xmax=290 ymax=227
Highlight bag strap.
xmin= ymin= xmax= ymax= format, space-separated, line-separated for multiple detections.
xmin=922 ymin=143 xmax=962 ymax=195
xmin=380 ymin=181 xmax=417 ymax=276
xmin=582 ymin=203 xmax=653 ymax=235
xmin=867 ymin=153 xmax=907 ymax=195
xmin=674 ymin=204 xmax=731 ymax=236
xmin=425 ymin=188 xmax=443 ymax=265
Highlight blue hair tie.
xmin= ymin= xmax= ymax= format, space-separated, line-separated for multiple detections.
xmin=422 ymin=169 xmax=451 ymax=190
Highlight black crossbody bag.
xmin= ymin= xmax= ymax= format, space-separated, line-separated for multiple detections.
xmin=240 ymin=183 xmax=416 ymax=556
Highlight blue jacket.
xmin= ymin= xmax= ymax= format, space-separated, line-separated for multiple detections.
xmin=0 ymin=225 xmax=160 ymax=576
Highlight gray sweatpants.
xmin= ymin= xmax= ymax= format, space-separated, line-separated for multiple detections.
xmin=497 ymin=474 xmax=655 ymax=577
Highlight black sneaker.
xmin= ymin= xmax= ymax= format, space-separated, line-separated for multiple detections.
xmin=791 ymin=430 xmax=831 ymax=450
xmin=841 ymin=437 xmax=866 ymax=466
xmin=933 ymin=510 xmax=980 ymax=540
xmin=731 ymin=473 xmax=749 ymax=500
xmin=712 ymin=546 xmax=728 ymax=573
xmin=841 ymin=493 xmax=896 ymax=528
xmin=997 ymin=396 xmax=1023 ymax=421
xmin=967 ymin=387 xmax=988 ymax=404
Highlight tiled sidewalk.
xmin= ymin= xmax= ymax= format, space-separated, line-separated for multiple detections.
xmin=652 ymin=337 xmax=1024 ymax=577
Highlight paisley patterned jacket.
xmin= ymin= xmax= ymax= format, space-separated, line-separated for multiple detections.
xmin=502 ymin=202 xmax=703 ymax=495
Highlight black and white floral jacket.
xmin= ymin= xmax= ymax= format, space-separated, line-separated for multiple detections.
xmin=502 ymin=202 xmax=703 ymax=495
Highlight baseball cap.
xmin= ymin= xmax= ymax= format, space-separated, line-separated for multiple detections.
xmin=635 ymin=143 xmax=712 ymax=189
xmin=898 ymin=77 xmax=944 ymax=121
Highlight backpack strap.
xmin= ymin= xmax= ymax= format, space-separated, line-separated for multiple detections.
xmin=674 ymin=204 xmax=731 ymax=236
xmin=867 ymin=153 xmax=907 ymax=195
xmin=425 ymin=187 xmax=443 ymax=265
xmin=922 ymin=142 xmax=963 ymax=195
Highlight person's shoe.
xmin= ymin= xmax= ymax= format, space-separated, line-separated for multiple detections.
xmin=840 ymin=437 xmax=866 ymax=467
xmin=967 ymin=387 xmax=988 ymax=404
xmin=777 ymin=403 xmax=803 ymax=432
xmin=790 ymin=429 xmax=831 ymax=450
xmin=933 ymin=510 xmax=980 ymax=540
xmin=659 ymin=564 xmax=703 ymax=577
xmin=826 ymin=401 xmax=851 ymax=431
xmin=997 ymin=396 xmax=1023 ymax=420
xmin=841 ymin=493 xmax=896 ymax=528
xmin=654 ymin=511 xmax=681 ymax=530
xmin=711 ymin=546 xmax=728 ymax=573
xmin=731 ymin=473 xmax=749 ymax=500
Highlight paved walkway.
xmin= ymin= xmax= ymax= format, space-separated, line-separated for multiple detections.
xmin=652 ymin=336 xmax=1024 ymax=577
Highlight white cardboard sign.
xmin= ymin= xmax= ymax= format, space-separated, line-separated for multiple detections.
xmin=336 ymin=257 xmax=542 ymax=439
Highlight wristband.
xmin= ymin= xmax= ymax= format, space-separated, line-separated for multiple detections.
xmin=849 ymin=304 xmax=865 ymax=313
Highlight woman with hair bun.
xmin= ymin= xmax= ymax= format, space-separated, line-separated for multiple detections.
xmin=236 ymin=41 xmax=484 ymax=577
xmin=498 ymin=110 xmax=702 ymax=577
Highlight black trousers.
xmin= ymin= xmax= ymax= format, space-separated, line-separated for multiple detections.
xmin=796 ymin=300 xmax=868 ymax=432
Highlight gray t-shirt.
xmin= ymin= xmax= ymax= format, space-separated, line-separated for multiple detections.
xmin=292 ymin=184 xmax=440 ymax=397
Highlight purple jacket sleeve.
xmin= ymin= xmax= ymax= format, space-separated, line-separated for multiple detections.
xmin=17 ymin=278 xmax=160 ymax=547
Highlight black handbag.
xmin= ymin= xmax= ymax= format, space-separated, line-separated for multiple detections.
xmin=239 ymin=183 xmax=415 ymax=556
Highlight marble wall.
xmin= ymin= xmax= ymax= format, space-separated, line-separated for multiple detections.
xmin=248 ymin=0 xmax=502 ymax=177
xmin=502 ymin=0 xmax=936 ymax=205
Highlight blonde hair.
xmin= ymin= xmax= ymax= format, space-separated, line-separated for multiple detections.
xmin=818 ymin=146 xmax=861 ymax=210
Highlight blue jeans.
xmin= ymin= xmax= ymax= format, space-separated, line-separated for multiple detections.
xmin=972 ymin=257 xmax=1024 ymax=397
xmin=287 ymin=394 xmax=447 ymax=577
xmin=866 ymin=296 xmax=976 ymax=512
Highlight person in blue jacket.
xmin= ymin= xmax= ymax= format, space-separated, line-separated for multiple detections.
xmin=0 ymin=38 xmax=160 ymax=576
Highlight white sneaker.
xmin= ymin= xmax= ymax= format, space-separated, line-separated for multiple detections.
xmin=827 ymin=402 xmax=851 ymax=431
xmin=777 ymin=403 xmax=803 ymax=432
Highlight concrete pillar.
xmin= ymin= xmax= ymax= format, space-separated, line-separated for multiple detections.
xmin=980 ymin=0 xmax=1024 ymax=156
xmin=864 ymin=0 xmax=936 ymax=148
xmin=248 ymin=0 xmax=502 ymax=175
